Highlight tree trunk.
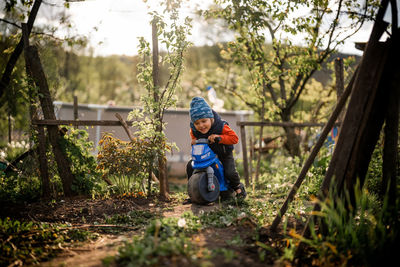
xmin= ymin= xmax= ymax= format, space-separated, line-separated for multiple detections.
xmin=281 ymin=110 xmax=301 ymax=157
xmin=283 ymin=126 xmax=301 ymax=157
xmin=158 ymin=154 xmax=169 ymax=199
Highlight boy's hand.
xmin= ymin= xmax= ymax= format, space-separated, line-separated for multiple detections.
xmin=191 ymin=139 xmax=197 ymax=145
xmin=208 ymin=134 xmax=220 ymax=144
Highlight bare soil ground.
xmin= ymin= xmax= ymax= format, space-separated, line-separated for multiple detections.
xmin=2 ymin=194 xmax=285 ymax=267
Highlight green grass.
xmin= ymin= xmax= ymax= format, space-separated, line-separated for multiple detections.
xmin=111 ymin=213 xmax=209 ymax=266
xmin=104 ymin=209 xmax=159 ymax=227
xmin=0 ymin=218 xmax=99 ymax=266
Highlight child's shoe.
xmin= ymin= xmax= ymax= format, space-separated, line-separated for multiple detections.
xmin=183 ymin=198 xmax=192 ymax=205
xmin=234 ymin=183 xmax=247 ymax=199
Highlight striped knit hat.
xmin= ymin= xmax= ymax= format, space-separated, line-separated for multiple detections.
xmin=189 ymin=97 xmax=214 ymax=123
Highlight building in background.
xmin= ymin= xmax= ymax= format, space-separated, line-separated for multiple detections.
xmin=54 ymin=102 xmax=252 ymax=177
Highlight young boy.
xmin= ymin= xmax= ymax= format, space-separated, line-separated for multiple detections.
xmin=186 ymin=96 xmax=246 ymax=199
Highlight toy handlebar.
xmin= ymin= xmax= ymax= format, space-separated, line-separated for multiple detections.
xmin=195 ymin=137 xmax=221 ymax=144
xmin=195 ymin=138 xmax=209 ymax=144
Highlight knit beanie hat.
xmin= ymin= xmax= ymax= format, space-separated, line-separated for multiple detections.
xmin=190 ymin=97 xmax=214 ymax=123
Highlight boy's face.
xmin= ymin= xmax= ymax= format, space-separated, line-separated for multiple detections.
xmin=194 ymin=118 xmax=212 ymax=134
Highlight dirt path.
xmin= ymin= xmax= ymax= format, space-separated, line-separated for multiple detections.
xmin=37 ymin=202 xmax=222 ymax=267
xmin=5 ymin=196 xmax=280 ymax=267
xmin=39 ymin=234 xmax=130 ymax=267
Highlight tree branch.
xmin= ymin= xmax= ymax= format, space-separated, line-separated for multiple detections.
xmin=0 ymin=0 xmax=42 ymax=102
xmin=0 ymin=18 xmax=63 ymax=41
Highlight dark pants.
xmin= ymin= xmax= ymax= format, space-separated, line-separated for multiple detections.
xmin=186 ymin=153 xmax=241 ymax=189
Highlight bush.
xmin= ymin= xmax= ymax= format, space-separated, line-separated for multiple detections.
xmin=0 ymin=143 xmax=41 ymax=203
xmin=0 ymin=171 xmax=41 ymax=203
xmin=97 ymin=134 xmax=156 ymax=195
xmin=59 ymin=127 xmax=102 ymax=195
xmin=1 ymin=127 xmax=102 ymax=202
xmin=0 ymin=140 xmax=30 ymax=163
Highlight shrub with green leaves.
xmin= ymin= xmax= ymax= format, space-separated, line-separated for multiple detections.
xmin=0 ymin=140 xmax=30 ymax=163
xmin=0 ymin=148 xmax=41 ymax=203
xmin=97 ymin=134 xmax=156 ymax=194
xmin=59 ymin=127 xmax=102 ymax=195
xmin=0 ymin=171 xmax=41 ymax=203
xmin=1 ymin=127 xmax=102 ymax=202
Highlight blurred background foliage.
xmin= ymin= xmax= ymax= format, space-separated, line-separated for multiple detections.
xmin=0 ymin=38 xmax=360 ymax=144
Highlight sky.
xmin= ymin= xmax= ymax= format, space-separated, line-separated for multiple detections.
xmin=53 ymin=0 xmax=398 ymax=57
xmin=65 ymin=0 xmax=214 ymax=56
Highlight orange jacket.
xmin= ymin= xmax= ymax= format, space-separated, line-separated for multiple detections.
xmin=190 ymin=124 xmax=238 ymax=145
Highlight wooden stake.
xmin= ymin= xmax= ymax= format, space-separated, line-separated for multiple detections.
xmin=335 ymin=58 xmax=345 ymax=125
xmin=298 ymin=1 xmax=390 ymax=249
xmin=240 ymin=125 xmax=250 ymax=187
xmin=24 ymin=45 xmax=75 ymax=197
xmin=37 ymin=126 xmax=50 ymax=197
xmin=270 ymin=68 xmax=356 ymax=232
xmin=73 ymin=95 xmax=78 ymax=129
xmin=22 ymin=22 xmax=50 ymax=197
xmin=320 ymin=20 xmax=389 ymax=197
xmin=382 ymin=33 xmax=400 ymax=207
xmin=115 ymin=113 xmax=135 ymax=141
xmin=8 ymin=113 xmax=12 ymax=143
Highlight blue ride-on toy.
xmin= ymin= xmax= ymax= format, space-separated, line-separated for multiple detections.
xmin=187 ymin=138 xmax=234 ymax=204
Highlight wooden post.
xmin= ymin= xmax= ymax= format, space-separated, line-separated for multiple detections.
xmin=148 ymin=163 xmax=153 ymax=197
xmin=22 ymin=22 xmax=50 ymax=197
xmin=255 ymin=124 xmax=264 ymax=183
xmin=8 ymin=113 xmax=12 ymax=143
xmin=382 ymin=29 xmax=400 ymax=207
xmin=249 ymin=133 xmax=254 ymax=184
xmin=320 ymin=20 xmax=389 ymax=197
xmin=115 ymin=113 xmax=135 ymax=141
xmin=335 ymin=58 xmax=344 ymax=99
xmin=270 ymin=69 xmax=356 ymax=232
xmin=37 ymin=125 xmax=50 ymax=197
xmin=24 ymin=44 xmax=75 ymax=197
xmin=335 ymin=58 xmax=345 ymax=125
xmin=239 ymin=124 xmax=250 ymax=187
xmin=73 ymin=95 xmax=78 ymax=129
xmin=299 ymin=1 xmax=390 ymax=245
xmin=382 ymin=82 xmax=399 ymax=207
xmin=22 ymin=23 xmax=36 ymax=145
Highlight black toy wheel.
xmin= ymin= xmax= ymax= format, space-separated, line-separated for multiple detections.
xmin=187 ymin=172 xmax=220 ymax=204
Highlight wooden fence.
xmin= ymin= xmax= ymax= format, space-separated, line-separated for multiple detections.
xmin=237 ymin=121 xmax=339 ymax=186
